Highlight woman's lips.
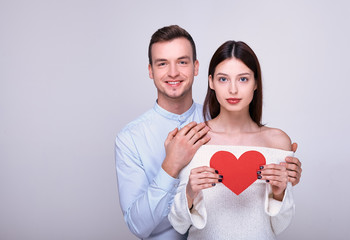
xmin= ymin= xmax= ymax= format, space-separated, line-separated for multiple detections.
xmin=226 ymin=98 xmax=241 ymax=104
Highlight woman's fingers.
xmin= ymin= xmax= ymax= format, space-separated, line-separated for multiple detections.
xmin=258 ymin=163 xmax=289 ymax=199
xmin=258 ymin=163 xmax=288 ymax=182
xmin=190 ymin=166 xmax=223 ymax=185
xmin=186 ymin=166 xmax=223 ymax=202
xmin=187 ymin=166 xmax=223 ymax=193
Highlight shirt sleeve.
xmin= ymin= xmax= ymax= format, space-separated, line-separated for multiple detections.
xmin=264 ymin=182 xmax=295 ymax=235
xmin=168 ymin=171 xmax=207 ymax=234
xmin=115 ymin=130 xmax=180 ymax=238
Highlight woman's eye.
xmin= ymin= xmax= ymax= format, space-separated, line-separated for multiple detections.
xmin=239 ymin=77 xmax=248 ymax=82
xmin=219 ymin=77 xmax=227 ymax=82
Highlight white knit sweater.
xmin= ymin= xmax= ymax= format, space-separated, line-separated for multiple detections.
xmin=168 ymin=145 xmax=295 ymax=240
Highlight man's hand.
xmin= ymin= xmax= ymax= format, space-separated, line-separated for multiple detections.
xmin=282 ymin=142 xmax=302 ymax=186
xmin=162 ymin=122 xmax=210 ymax=178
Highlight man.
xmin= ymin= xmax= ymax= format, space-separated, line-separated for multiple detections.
xmin=115 ymin=25 xmax=302 ymax=240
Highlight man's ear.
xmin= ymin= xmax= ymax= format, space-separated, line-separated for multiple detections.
xmin=148 ymin=64 xmax=153 ymax=79
xmin=194 ymin=60 xmax=199 ymax=76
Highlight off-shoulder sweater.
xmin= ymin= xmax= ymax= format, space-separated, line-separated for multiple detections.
xmin=168 ymin=145 xmax=295 ymax=240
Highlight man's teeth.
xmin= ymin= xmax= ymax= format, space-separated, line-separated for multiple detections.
xmin=168 ymin=81 xmax=180 ymax=85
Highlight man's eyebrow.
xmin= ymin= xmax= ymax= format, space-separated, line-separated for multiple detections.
xmin=154 ymin=56 xmax=191 ymax=64
xmin=154 ymin=58 xmax=167 ymax=64
xmin=178 ymin=56 xmax=191 ymax=60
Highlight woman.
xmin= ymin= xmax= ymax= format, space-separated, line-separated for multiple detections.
xmin=168 ymin=41 xmax=295 ymax=239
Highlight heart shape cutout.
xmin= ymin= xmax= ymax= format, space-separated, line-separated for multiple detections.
xmin=210 ymin=150 xmax=266 ymax=195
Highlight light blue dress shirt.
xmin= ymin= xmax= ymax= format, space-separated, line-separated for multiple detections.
xmin=115 ymin=102 xmax=204 ymax=239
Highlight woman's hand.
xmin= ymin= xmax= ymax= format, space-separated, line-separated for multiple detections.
xmin=186 ymin=166 xmax=223 ymax=209
xmin=258 ymin=163 xmax=288 ymax=201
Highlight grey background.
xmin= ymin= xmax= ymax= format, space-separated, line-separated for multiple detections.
xmin=1 ymin=0 xmax=349 ymax=239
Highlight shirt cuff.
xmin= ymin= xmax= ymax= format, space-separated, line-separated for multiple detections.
xmin=153 ymin=167 xmax=180 ymax=193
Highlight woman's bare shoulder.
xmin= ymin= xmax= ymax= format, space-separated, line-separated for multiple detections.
xmin=260 ymin=126 xmax=292 ymax=151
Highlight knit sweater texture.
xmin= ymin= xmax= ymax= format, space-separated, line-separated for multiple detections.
xmin=168 ymin=145 xmax=295 ymax=240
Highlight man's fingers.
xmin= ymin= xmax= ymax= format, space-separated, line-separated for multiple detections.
xmin=286 ymin=170 xmax=298 ymax=178
xmin=193 ymin=134 xmax=211 ymax=149
xmin=186 ymin=122 xmax=208 ymax=141
xmin=177 ymin=121 xmax=198 ymax=136
xmin=285 ymin=157 xmax=302 ymax=174
xmin=285 ymin=156 xmax=301 ymax=165
xmin=289 ymin=177 xmax=300 ymax=186
xmin=164 ymin=128 xmax=178 ymax=145
xmin=169 ymin=127 xmax=178 ymax=137
xmin=287 ymin=163 xmax=300 ymax=172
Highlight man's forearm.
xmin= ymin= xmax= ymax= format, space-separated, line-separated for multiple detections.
xmin=119 ymin=168 xmax=179 ymax=238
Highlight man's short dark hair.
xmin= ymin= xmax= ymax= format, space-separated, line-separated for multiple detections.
xmin=148 ymin=25 xmax=197 ymax=65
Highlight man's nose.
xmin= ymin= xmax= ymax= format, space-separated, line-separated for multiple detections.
xmin=168 ymin=63 xmax=179 ymax=78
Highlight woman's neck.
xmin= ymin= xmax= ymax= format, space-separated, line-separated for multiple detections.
xmin=208 ymin=109 xmax=259 ymax=134
xmin=206 ymin=109 xmax=263 ymax=146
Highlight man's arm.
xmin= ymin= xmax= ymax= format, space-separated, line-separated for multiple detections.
xmin=284 ymin=143 xmax=302 ymax=186
xmin=115 ymin=122 xmax=210 ymax=238
xmin=115 ymin=132 xmax=177 ymax=238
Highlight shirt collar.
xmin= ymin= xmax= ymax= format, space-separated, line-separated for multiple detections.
xmin=153 ymin=101 xmax=196 ymax=123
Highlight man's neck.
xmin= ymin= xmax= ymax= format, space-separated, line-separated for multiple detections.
xmin=157 ymin=96 xmax=193 ymax=115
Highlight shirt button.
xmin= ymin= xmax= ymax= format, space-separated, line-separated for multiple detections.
xmin=178 ymin=116 xmax=184 ymax=122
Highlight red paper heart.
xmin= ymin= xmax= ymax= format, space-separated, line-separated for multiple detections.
xmin=210 ymin=150 xmax=266 ymax=195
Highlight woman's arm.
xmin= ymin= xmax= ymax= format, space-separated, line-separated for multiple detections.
xmin=168 ymin=166 xmax=221 ymax=234
xmin=259 ymin=128 xmax=291 ymax=200
xmin=259 ymin=129 xmax=295 ymax=234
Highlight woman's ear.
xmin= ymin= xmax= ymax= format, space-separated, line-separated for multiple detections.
xmin=209 ymin=75 xmax=214 ymax=90
xmin=254 ymin=80 xmax=257 ymax=91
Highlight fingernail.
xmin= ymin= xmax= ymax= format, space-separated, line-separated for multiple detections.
xmin=257 ymin=171 xmax=261 ymax=174
xmin=257 ymin=175 xmax=262 ymax=179
xmin=219 ymin=175 xmax=223 ymax=178
xmin=212 ymin=183 xmax=216 ymax=186
xmin=215 ymin=170 xmax=219 ymax=174
xmin=260 ymin=166 xmax=264 ymax=170
xmin=266 ymin=180 xmax=270 ymax=183
xmin=218 ymin=179 xmax=222 ymax=182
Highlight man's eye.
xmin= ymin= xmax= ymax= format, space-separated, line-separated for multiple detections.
xmin=179 ymin=61 xmax=187 ymax=65
xmin=158 ymin=62 xmax=166 ymax=66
